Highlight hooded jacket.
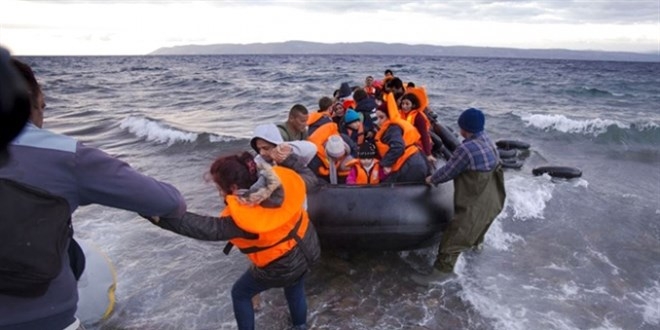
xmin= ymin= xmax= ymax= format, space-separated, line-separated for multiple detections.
xmin=251 ymin=124 xmax=316 ymax=167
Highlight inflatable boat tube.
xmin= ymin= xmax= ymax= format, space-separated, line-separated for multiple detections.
xmin=496 ymin=140 xmax=530 ymax=150
xmin=76 ymin=240 xmax=116 ymax=326
xmin=432 ymin=122 xmax=461 ymax=152
xmin=430 ymin=131 xmax=453 ymax=160
xmin=501 ymin=158 xmax=524 ymax=169
xmin=497 ymin=148 xmax=518 ymax=159
xmin=307 ymin=181 xmax=454 ymax=251
xmin=532 ymin=166 xmax=582 ymax=179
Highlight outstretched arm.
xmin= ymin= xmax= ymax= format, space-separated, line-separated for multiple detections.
xmin=142 ymin=211 xmax=257 ymax=241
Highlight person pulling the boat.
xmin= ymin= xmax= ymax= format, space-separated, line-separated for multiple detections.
xmin=411 ymin=108 xmax=506 ymax=286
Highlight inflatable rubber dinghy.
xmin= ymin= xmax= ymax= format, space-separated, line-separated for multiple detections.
xmin=307 ymin=180 xmax=454 ymax=251
xmin=76 ymin=240 xmax=116 ymax=327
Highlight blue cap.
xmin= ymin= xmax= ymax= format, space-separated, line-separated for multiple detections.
xmin=457 ymin=108 xmax=485 ymax=133
xmin=344 ymin=109 xmax=360 ymax=124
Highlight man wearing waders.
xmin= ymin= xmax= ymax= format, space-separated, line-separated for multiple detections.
xmin=411 ymin=108 xmax=506 ymax=286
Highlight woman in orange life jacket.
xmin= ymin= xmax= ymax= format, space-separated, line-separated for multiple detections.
xmin=340 ymin=109 xmax=365 ymax=146
xmin=346 ymin=142 xmax=387 ymax=185
xmin=210 ymin=152 xmax=320 ymax=330
xmin=373 ymin=93 xmax=429 ymax=183
xmin=399 ymin=93 xmax=436 ymax=164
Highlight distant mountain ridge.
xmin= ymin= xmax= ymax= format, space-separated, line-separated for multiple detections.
xmin=150 ymin=40 xmax=659 ymax=62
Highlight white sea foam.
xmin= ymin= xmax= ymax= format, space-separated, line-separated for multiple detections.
xmin=460 ymin=288 xmax=529 ymax=330
xmin=587 ymin=247 xmax=621 ymax=275
xmin=120 ymin=116 xmax=198 ymax=146
xmin=572 ymin=178 xmax=589 ymax=188
xmin=485 ymin=218 xmax=523 ymax=251
xmin=629 ymin=282 xmax=660 ymax=326
xmin=518 ymin=113 xmax=625 ymax=136
xmin=505 ymin=175 xmax=555 ymax=221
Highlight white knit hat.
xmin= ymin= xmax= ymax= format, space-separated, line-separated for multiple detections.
xmin=325 ymin=135 xmax=347 ymax=158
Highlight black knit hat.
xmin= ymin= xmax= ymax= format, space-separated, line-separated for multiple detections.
xmin=357 ymin=142 xmax=376 ymax=159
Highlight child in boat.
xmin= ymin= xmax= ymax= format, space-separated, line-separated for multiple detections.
xmin=340 ymin=109 xmax=365 ymax=146
xmin=346 ymin=142 xmax=386 ymax=185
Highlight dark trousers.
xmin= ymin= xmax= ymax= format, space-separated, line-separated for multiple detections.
xmin=231 ymin=269 xmax=307 ymax=330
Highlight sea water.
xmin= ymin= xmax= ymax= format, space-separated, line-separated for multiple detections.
xmin=18 ymin=55 xmax=660 ymax=329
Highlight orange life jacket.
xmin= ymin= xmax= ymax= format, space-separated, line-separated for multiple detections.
xmin=354 ymin=161 xmax=382 ymax=185
xmin=364 ymin=86 xmax=376 ymax=96
xmin=400 ymin=109 xmax=432 ymax=150
xmin=307 ymin=111 xmax=331 ymax=126
xmin=224 ymin=166 xmax=309 ymax=268
xmin=374 ymin=118 xmax=421 ymax=172
xmin=345 ymin=121 xmax=365 ymax=145
xmin=307 ymin=124 xmax=351 ymax=177
xmin=405 ymin=87 xmax=429 ymax=112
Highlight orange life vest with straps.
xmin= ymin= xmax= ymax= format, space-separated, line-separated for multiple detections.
xmin=354 ymin=161 xmax=382 ymax=185
xmin=374 ymin=118 xmax=421 ymax=173
xmin=307 ymin=124 xmax=352 ymax=177
xmin=364 ymin=86 xmax=376 ymax=97
xmin=307 ymin=111 xmax=331 ymax=127
xmin=400 ymin=109 xmax=432 ymax=151
xmin=223 ymin=166 xmax=310 ymax=268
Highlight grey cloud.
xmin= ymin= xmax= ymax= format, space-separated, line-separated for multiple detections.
xmin=278 ymin=0 xmax=658 ymax=25
xmin=23 ymin=0 xmax=660 ymax=24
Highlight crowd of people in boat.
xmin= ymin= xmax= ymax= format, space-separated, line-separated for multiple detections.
xmin=269 ymin=69 xmax=442 ymax=186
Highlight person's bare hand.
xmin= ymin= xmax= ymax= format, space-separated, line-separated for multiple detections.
xmin=271 ymin=143 xmax=292 ymax=163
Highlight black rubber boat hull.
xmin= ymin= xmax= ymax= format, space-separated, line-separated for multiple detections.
xmin=307 ymin=181 xmax=454 ymax=251
xmin=496 ymin=140 xmax=530 ymax=150
xmin=532 ymin=166 xmax=582 ymax=179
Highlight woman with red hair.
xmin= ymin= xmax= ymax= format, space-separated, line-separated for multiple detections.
xmin=209 ymin=151 xmax=320 ymax=330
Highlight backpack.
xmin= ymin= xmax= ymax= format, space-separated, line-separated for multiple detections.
xmin=0 ymin=178 xmax=72 ymax=297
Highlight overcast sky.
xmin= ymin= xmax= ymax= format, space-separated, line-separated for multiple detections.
xmin=0 ymin=0 xmax=658 ymax=56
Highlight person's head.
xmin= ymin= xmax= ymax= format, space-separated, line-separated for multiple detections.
xmin=10 ymin=58 xmax=44 ymax=128
xmin=387 ymin=77 xmax=405 ymax=99
xmin=406 ymin=82 xmax=415 ymax=89
xmin=209 ymin=151 xmax=258 ymax=197
xmin=399 ymin=93 xmax=420 ymax=113
xmin=353 ymin=89 xmax=367 ymax=103
xmin=457 ymin=108 xmax=485 ymax=137
xmin=1 ymin=50 xmax=30 ymax=164
xmin=287 ymin=104 xmax=308 ymax=134
xmin=325 ymin=135 xmax=348 ymax=159
xmin=338 ymin=82 xmax=352 ymax=99
xmin=250 ymin=123 xmax=284 ymax=163
xmin=374 ymin=108 xmax=389 ymax=128
xmin=365 ymin=76 xmax=374 ymax=86
xmin=357 ymin=142 xmax=377 ymax=167
xmin=318 ymin=96 xmax=334 ymax=112
xmin=344 ymin=109 xmax=360 ymax=129
xmin=384 ymin=69 xmax=393 ymax=78
xmin=333 ymin=102 xmax=345 ymax=117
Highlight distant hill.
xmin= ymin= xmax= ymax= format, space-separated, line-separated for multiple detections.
xmin=149 ymin=40 xmax=659 ymax=62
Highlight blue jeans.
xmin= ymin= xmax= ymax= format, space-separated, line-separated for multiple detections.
xmin=231 ymin=269 xmax=307 ymax=330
